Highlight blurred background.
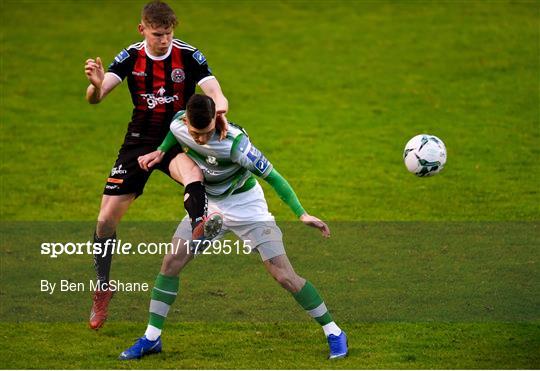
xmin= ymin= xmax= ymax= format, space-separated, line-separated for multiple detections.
xmin=1 ymin=0 xmax=538 ymax=222
xmin=1 ymin=1 xmax=538 ymax=368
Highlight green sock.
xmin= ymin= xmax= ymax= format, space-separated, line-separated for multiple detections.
xmin=144 ymin=273 xmax=179 ymax=340
xmin=292 ymin=281 xmax=333 ymax=326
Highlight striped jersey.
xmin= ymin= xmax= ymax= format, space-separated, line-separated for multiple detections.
xmin=108 ymin=39 xmax=214 ymax=145
xmin=170 ymin=111 xmax=273 ymax=198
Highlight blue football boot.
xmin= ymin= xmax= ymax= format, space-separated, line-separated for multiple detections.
xmin=327 ymin=331 xmax=348 ymax=359
xmin=118 ymin=336 xmax=162 ymax=360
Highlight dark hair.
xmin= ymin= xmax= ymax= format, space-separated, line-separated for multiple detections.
xmin=186 ymin=94 xmax=216 ymax=129
xmin=142 ymin=1 xmax=178 ymax=29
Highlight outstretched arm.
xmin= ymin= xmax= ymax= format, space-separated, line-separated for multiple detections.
xmin=264 ymin=169 xmax=305 ymax=218
xmin=231 ymin=134 xmax=330 ymax=237
xmin=263 ymin=169 xmax=330 ymax=238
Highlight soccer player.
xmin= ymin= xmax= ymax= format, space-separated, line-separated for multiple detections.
xmin=119 ymin=94 xmax=349 ymax=360
xmin=84 ymin=0 xmax=227 ymax=329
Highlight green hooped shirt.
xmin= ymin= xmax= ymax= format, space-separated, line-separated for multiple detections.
xmin=158 ymin=111 xmax=306 ymax=218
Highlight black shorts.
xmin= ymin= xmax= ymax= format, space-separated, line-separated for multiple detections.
xmin=103 ymin=143 xmax=183 ymax=197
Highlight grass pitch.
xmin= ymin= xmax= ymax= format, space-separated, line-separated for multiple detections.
xmin=1 ymin=0 xmax=539 ymax=369
xmin=1 ymin=0 xmax=538 ymax=221
xmin=1 ymin=322 xmax=538 ymax=369
xmin=1 ymin=222 xmax=538 ymax=368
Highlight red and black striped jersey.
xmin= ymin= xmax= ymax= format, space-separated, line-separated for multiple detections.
xmin=108 ymin=39 xmax=214 ymax=145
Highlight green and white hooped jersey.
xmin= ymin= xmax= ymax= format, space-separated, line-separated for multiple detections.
xmin=170 ymin=111 xmax=273 ymax=198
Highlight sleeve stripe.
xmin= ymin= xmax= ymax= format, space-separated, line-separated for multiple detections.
xmin=172 ymin=40 xmax=195 ymax=51
xmin=230 ymin=133 xmax=246 ymax=155
xmin=173 ymin=39 xmax=196 ymax=49
xmin=198 ymin=75 xmax=216 ymax=86
xmin=172 ymin=44 xmax=196 ymax=52
xmin=107 ymin=72 xmax=123 ymax=82
xmin=127 ymin=41 xmax=144 ymax=50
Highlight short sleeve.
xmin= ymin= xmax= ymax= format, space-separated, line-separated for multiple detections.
xmin=231 ymin=134 xmax=273 ymax=178
xmin=107 ymin=48 xmax=135 ymax=81
xmin=185 ymin=48 xmax=213 ymax=85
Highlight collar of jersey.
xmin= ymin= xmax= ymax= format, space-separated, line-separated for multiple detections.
xmin=144 ymin=41 xmax=173 ymax=61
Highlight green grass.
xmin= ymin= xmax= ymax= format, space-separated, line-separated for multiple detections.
xmin=1 ymin=0 xmax=539 ymax=369
xmin=1 ymin=322 xmax=539 ymax=369
xmin=2 ymin=222 xmax=539 ymax=323
xmin=1 ymin=0 xmax=538 ymax=221
xmin=1 ymin=222 xmax=539 ymax=368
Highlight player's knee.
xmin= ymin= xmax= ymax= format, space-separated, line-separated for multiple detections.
xmin=170 ymin=155 xmax=203 ymax=184
xmin=96 ymin=202 xmax=126 ymax=237
xmin=184 ymin=164 xmax=203 ymax=184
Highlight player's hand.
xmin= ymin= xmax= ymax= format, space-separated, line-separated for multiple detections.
xmin=216 ymin=112 xmax=228 ymax=141
xmin=138 ymin=150 xmax=165 ymax=171
xmin=85 ymin=57 xmax=105 ymax=88
xmin=300 ymin=213 xmax=331 ymax=238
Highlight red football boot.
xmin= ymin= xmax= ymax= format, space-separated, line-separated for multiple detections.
xmin=190 ymin=213 xmax=223 ymax=254
xmin=89 ymin=289 xmax=114 ymax=330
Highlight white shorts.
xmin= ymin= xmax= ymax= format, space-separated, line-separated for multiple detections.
xmin=174 ymin=182 xmax=285 ymax=261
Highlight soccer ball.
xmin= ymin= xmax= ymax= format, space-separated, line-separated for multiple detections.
xmin=403 ymin=134 xmax=446 ymax=177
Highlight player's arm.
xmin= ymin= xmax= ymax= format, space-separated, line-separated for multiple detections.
xmin=190 ymin=47 xmax=228 ymax=140
xmin=261 ymin=169 xmax=305 ymax=218
xmin=137 ymin=131 xmax=178 ymax=171
xmin=138 ymin=110 xmax=188 ymax=170
xmin=200 ymin=78 xmax=228 ymax=118
xmin=138 ymin=111 xmax=186 ymax=170
xmin=200 ymin=78 xmax=229 ymax=140
xmin=86 ymin=48 xmax=135 ymax=104
xmin=231 ymin=135 xmax=330 ymax=237
xmin=264 ymin=169 xmax=330 ymax=237
xmin=84 ymin=58 xmax=121 ymax=104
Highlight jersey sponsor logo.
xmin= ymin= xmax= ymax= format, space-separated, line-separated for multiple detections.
xmin=193 ymin=50 xmax=207 ymax=65
xmin=206 ymin=155 xmax=218 ymax=166
xmin=245 ymin=145 xmax=270 ymax=173
xmin=105 ymin=184 xmax=119 ymax=190
xmin=114 ymin=49 xmax=129 ymax=63
xmin=131 ymin=70 xmax=147 ymax=77
xmin=171 ymin=68 xmax=185 ymax=83
xmin=110 ymin=165 xmax=127 ymax=177
xmin=246 ymin=145 xmax=261 ymax=162
xmin=255 ymin=157 xmax=270 ymax=173
xmin=140 ymin=86 xmax=179 ymax=109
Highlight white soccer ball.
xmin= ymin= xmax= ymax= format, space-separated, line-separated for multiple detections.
xmin=403 ymin=134 xmax=447 ymax=177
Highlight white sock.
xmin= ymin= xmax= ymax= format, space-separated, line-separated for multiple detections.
xmin=322 ymin=321 xmax=342 ymax=337
xmin=144 ymin=324 xmax=161 ymax=341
